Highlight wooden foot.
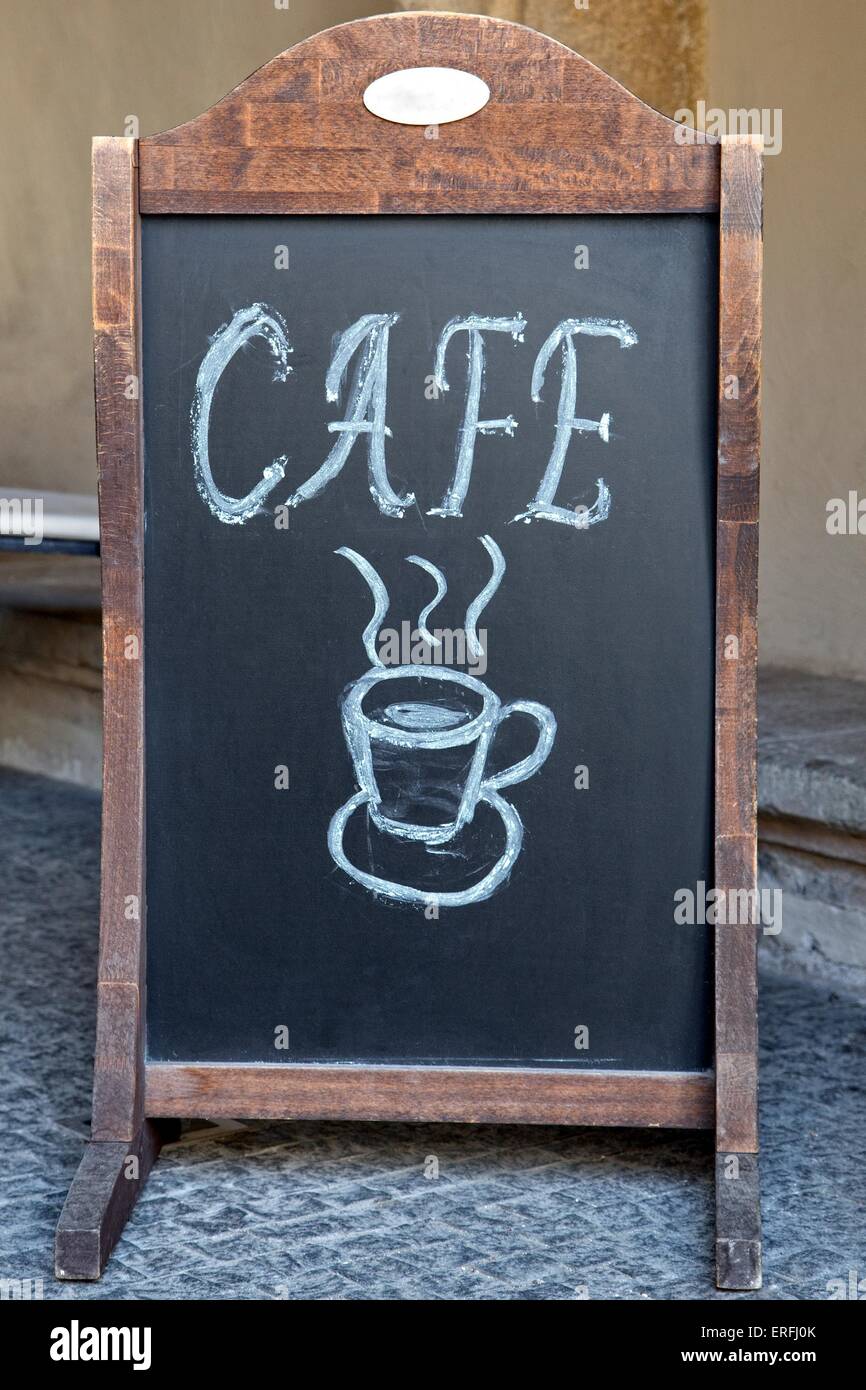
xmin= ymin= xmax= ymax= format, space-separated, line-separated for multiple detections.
xmin=715 ymin=1151 xmax=762 ymax=1290
xmin=55 ymin=1119 xmax=179 ymax=1280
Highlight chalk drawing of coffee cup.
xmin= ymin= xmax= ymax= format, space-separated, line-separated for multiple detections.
xmin=327 ymin=538 xmax=557 ymax=908
xmin=341 ymin=665 xmax=555 ymax=845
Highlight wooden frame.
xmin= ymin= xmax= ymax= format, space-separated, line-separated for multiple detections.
xmin=56 ymin=13 xmax=761 ymax=1289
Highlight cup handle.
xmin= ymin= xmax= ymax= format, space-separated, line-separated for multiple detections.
xmin=482 ymin=700 xmax=557 ymax=794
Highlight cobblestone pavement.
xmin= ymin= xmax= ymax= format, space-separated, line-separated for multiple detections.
xmin=1 ymin=769 xmax=863 ymax=1301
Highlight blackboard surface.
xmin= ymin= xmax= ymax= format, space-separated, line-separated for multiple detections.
xmin=142 ymin=214 xmax=717 ymax=1070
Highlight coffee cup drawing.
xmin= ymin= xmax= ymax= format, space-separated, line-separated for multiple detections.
xmin=327 ymin=537 xmax=557 ymax=907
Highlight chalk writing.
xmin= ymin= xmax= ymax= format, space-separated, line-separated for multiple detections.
xmin=191 ymin=307 xmax=637 ymax=528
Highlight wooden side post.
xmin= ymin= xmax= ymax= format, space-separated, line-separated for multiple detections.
xmin=714 ymin=133 xmax=763 ymax=1291
xmin=55 ymin=137 xmax=172 ymax=1280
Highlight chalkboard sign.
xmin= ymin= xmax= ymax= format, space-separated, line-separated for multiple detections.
xmin=143 ymin=209 xmax=718 ymax=1070
xmin=57 ymin=13 xmax=762 ymax=1290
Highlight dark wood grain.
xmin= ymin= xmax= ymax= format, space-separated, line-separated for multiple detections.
xmin=90 ymin=137 xmax=146 ymax=1146
xmin=714 ymin=134 xmax=762 ymax=1290
xmin=146 ymin=1064 xmax=714 ymax=1129
xmin=714 ymin=134 xmax=762 ymax=1158
xmin=139 ymin=13 xmax=719 ymax=215
xmin=715 ymin=1152 xmax=762 ymax=1291
xmin=56 ymin=137 xmax=159 ymax=1280
xmin=54 ymin=1121 xmax=177 ymax=1281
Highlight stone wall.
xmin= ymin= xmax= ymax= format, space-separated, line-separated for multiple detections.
xmin=0 ymin=607 xmax=102 ymax=790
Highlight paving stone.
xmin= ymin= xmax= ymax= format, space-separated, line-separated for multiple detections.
xmin=0 ymin=768 xmax=863 ymax=1301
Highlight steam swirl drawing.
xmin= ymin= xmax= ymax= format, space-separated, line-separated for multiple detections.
xmin=327 ymin=536 xmax=557 ymax=908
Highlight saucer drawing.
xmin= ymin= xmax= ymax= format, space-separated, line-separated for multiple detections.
xmin=327 ymin=788 xmax=524 ymax=907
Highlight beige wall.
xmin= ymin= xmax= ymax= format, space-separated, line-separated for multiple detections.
xmin=0 ymin=0 xmax=378 ymax=497
xmin=1 ymin=0 xmax=863 ymax=680
xmin=396 ymin=0 xmax=706 ymax=116
xmin=395 ymin=1 xmax=866 ymax=682
xmin=708 ymin=0 xmax=866 ymax=680
xmin=0 ymin=0 xmax=703 ymax=502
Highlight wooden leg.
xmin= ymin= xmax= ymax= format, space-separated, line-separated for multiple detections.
xmin=715 ymin=1151 xmax=762 ymax=1290
xmin=55 ymin=1119 xmax=179 ymax=1280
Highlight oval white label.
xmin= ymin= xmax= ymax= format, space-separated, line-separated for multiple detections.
xmin=363 ymin=66 xmax=490 ymax=127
